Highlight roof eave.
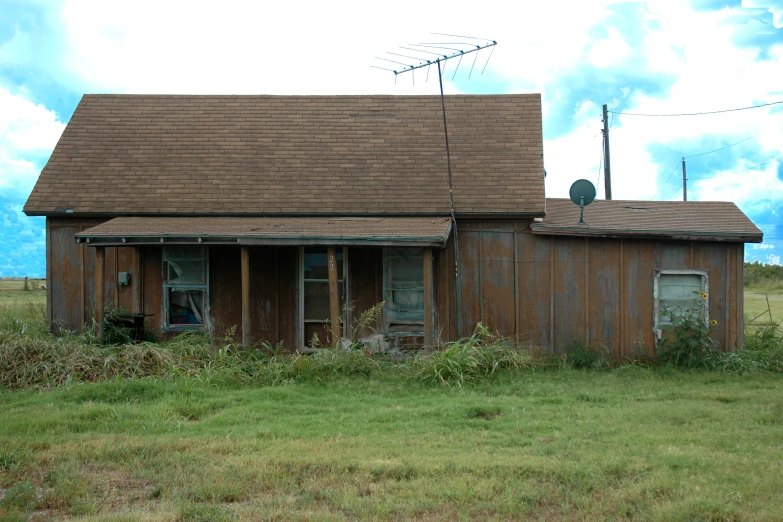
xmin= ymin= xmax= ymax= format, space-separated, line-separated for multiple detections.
xmin=530 ymin=225 xmax=763 ymax=243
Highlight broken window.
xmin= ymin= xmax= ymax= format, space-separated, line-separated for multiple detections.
xmin=301 ymin=247 xmax=345 ymax=346
xmin=163 ymin=246 xmax=210 ymax=331
xmin=653 ymin=270 xmax=709 ymax=337
xmin=383 ymin=248 xmax=426 ymax=337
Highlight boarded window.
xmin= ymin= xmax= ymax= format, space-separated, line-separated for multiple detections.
xmin=383 ymin=248 xmax=425 ymax=336
xmin=163 ymin=246 xmax=210 ymax=330
xmin=654 ymin=271 xmax=708 ymax=333
xmin=302 ymin=248 xmax=345 ymax=346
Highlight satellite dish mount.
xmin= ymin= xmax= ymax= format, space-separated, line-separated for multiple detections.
xmin=569 ymin=179 xmax=597 ymax=225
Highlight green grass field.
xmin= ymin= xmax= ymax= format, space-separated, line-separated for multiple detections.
xmin=745 ymin=293 xmax=783 ymax=325
xmin=2 ymin=372 xmax=783 ymax=521
xmin=2 ymin=282 xmax=782 ymax=520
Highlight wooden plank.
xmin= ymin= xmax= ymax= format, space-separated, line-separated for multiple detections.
xmin=45 ymin=218 xmax=52 ymax=329
xmin=623 ymin=239 xmax=655 ymax=358
xmin=457 ymin=229 xmax=482 ymax=337
xmin=133 ymin=248 xmax=143 ymax=314
xmin=423 ymin=248 xmax=433 ymax=346
xmin=117 ymin=246 xmax=136 ymax=312
xmin=347 ymin=247 xmax=382 ymax=340
xmin=513 ymin=224 xmax=521 ymax=346
xmin=249 ymin=246 xmax=279 ymax=345
xmin=95 ymin=246 xmax=105 ymax=343
xmin=276 ymin=247 xmax=298 ymax=350
xmin=241 ymin=246 xmax=251 ymax=348
xmin=480 ymin=229 xmax=515 ymax=336
xmin=552 ymin=237 xmax=587 ymax=353
xmin=142 ymin=247 xmax=163 ymax=334
xmin=209 ymin=247 xmax=242 ymax=339
xmin=49 ymin=225 xmax=82 ymax=333
xmin=585 ymin=239 xmax=621 ymax=355
xmin=328 ymin=247 xmax=341 ymax=348
xmin=516 ymin=230 xmax=550 ymax=350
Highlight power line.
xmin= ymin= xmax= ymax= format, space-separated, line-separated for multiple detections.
xmin=666 ymin=182 xmax=683 ymax=200
xmin=654 ymin=159 xmax=684 ymax=199
xmin=684 ymin=132 xmax=763 ymax=159
xmin=610 ymin=99 xmax=783 ymax=117
xmin=689 ymin=157 xmax=779 ymax=180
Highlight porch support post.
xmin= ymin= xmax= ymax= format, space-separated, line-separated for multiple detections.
xmin=424 ymin=247 xmax=433 ymax=346
xmin=95 ymin=246 xmax=105 ymax=343
xmin=241 ymin=246 xmax=251 ymax=348
xmin=328 ymin=247 xmax=341 ymax=348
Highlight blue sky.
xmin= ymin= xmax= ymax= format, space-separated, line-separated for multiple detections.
xmin=1 ymin=0 xmax=782 ymax=277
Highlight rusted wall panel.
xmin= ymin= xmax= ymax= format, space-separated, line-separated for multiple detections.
xmin=658 ymin=241 xmax=689 ymax=270
xmin=457 ymin=228 xmax=482 ymax=337
xmin=623 ymin=240 xmax=656 ymax=357
xmin=517 ymin=231 xmax=551 ymax=349
xmin=209 ymin=247 xmax=242 ymax=338
xmin=49 ymin=225 xmax=83 ymax=332
xmin=692 ymin=242 xmax=728 ymax=351
xmin=481 ymin=230 xmax=515 ymax=336
xmin=434 ymin=235 xmax=457 ymax=342
xmin=587 ymin=239 xmax=621 ymax=355
xmin=552 ymin=238 xmax=587 ymax=353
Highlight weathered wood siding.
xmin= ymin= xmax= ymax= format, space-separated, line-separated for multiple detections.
xmin=432 ymin=220 xmax=745 ymax=354
xmin=47 ymin=218 xmax=142 ymax=332
xmin=47 ymin=217 xmax=745 ymax=353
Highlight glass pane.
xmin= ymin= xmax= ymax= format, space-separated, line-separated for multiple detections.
xmin=304 ymin=248 xmax=343 ymax=280
xmin=391 ymin=289 xmax=424 ymax=310
xmin=168 ymin=289 xmax=205 ymax=325
xmin=659 ymin=274 xmax=705 ymax=324
xmin=165 ymin=246 xmax=206 ymax=285
xmin=304 ymin=282 xmax=344 ymax=320
xmin=168 ymin=259 xmax=205 ymax=284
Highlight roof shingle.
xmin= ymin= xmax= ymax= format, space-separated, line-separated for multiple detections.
xmin=24 ymin=94 xmax=545 ymax=216
xmin=532 ymin=199 xmax=762 ymax=242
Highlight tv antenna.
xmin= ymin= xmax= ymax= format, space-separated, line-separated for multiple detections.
xmin=372 ymin=33 xmax=498 ymax=337
xmin=569 ymin=179 xmax=597 ymax=225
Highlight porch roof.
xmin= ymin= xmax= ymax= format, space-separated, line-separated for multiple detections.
xmin=531 ymin=199 xmax=763 ymax=243
xmin=74 ymin=216 xmax=453 ymax=247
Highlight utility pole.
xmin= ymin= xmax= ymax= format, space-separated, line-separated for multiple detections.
xmin=602 ymin=104 xmax=612 ymax=200
xmin=682 ymin=157 xmax=687 ymax=201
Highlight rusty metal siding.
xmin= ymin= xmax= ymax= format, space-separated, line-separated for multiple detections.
xmin=49 ymin=224 xmax=83 ymax=332
xmin=457 ymin=223 xmax=483 ymax=338
xmin=552 ymin=238 xmax=587 ymax=353
xmin=587 ymin=239 xmax=621 ymax=354
xmin=481 ymin=228 xmax=515 ymax=336
xmin=516 ymin=229 xmax=551 ymax=349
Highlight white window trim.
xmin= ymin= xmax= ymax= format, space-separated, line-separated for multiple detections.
xmin=653 ymin=269 xmax=709 ymax=340
xmin=162 ymin=246 xmax=211 ymax=333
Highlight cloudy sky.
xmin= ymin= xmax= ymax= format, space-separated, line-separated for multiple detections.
xmin=1 ymin=0 xmax=782 ymax=277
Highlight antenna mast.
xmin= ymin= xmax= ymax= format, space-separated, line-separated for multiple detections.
xmin=374 ymin=34 xmax=498 ymax=338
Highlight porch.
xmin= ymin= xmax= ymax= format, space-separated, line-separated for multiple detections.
xmin=74 ymin=216 xmax=452 ymax=349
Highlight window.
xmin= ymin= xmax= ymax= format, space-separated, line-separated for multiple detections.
xmin=653 ymin=270 xmax=709 ymax=337
xmin=383 ymin=247 xmax=426 ymax=337
xmin=301 ymin=247 xmax=346 ymax=347
xmin=163 ymin=246 xmax=210 ymax=331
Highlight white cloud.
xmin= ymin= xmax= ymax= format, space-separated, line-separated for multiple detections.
xmin=588 ymin=28 xmax=631 ymax=68
xmin=753 ymin=243 xmax=776 ymax=249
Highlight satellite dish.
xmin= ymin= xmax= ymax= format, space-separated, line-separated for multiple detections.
xmin=568 ymin=179 xmax=597 ymax=224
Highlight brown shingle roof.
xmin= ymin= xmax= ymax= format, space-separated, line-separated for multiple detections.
xmin=531 ymin=199 xmax=762 ymax=242
xmin=24 ymin=94 xmax=544 ymax=216
xmin=74 ymin=216 xmax=453 ymax=247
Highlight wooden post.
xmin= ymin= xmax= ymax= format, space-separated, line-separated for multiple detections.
xmin=95 ymin=246 xmax=105 ymax=343
xmin=241 ymin=246 xmax=251 ymax=348
xmin=423 ymin=248 xmax=433 ymax=346
xmin=327 ymin=247 xmax=341 ymax=348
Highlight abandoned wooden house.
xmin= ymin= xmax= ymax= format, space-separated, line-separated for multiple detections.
xmin=23 ymin=94 xmax=763 ymax=354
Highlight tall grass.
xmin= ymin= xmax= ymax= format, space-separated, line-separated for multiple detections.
xmin=2 ymin=299 xmax=783 ymax=390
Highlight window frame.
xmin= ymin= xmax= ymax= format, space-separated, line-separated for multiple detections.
xmin=653 ymin=269 xmax=709 ymax=339
xmin=382 ymin=247 xmax=430 ymax=339
xmin=162 ymin=246 xmax=211 ymax=332
xmin=298 ymin=247 xmax=350 ymax=349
